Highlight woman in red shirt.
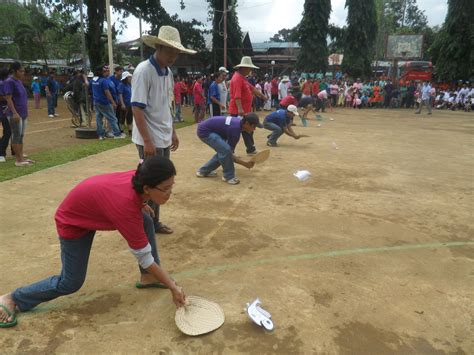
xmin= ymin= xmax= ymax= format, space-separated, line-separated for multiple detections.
xmin=0 ymin=156 xmax=185 ymax=328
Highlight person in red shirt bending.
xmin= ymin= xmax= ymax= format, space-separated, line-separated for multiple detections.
xmin=0 ymin=157 xmax=185 ymax=328
xmin=229 ymin=56 xmax=266 ymax=155
xmin=301 ymin=78 xmax=312 ymax=98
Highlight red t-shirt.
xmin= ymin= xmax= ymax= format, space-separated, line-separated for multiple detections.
xmin=271 ymin=79 xmax=278 ymax=95
xmin=55 ymin=171 xmax=148 ymax=250
xmin=302 ymin=81 xmax=312 ymax=96
xmin=312 ymin=82 xmax=320 ymax=95
xmin=173 ymin=82 xmax=182 ymax=104
xmin=229 ymin=72 xmax=253 ymax=115
xmin=279 ymin=95 xmax=297 ymax=107
xmin=193 ymin=81 xmax=205 ymax=105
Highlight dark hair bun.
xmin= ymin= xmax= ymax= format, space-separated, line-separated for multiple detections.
xmin=132 ymin=156 xmax=176 ymax=194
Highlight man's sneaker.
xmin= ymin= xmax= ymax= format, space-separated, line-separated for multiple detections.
xmin=114 ymin=133 xmax=127 ymax=139
xmin=196 ymin=171 xmax=218 ymax=177
xmin=54 ymin=113 xmax=59 ymax=117
xmin=98 ymin=136 xmax=105 ymax=140
xmin=222 ymin=177 xmax=240 ymax=185
xmin=48 ymin=114 xmax=54 ymax=118
xmin=0 ymin=156 xmax=6 ymax=163
xmin=105 ymin=132 xmax=115 ymax=138
xmin=247 ymin=151 xmax=258 ymax=156
xmin=267 ymin=141 xmax=278 ymax=147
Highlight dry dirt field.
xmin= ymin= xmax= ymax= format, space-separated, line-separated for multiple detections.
xmin=0 ymin=107 xmax=473 ymax=354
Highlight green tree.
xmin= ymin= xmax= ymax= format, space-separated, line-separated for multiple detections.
xmin=268 ymin=27 xmax=299 ymax=43
xmin=207 ymin=0 xmax=243 ymax=69
xmin=14 ymin=5 xmax=57 ymax=66
xmin=328 ymin=24 xmax=346 ymax=53
xmin=0 ymin=2 xmax=30 ymax=58
xmin=296 ymin=0 xmax=331 ymax=73
xmin=430 ymin=0 xmax=474 ymax=81
xmin=342 ymin=0 xmax=377 ymax=79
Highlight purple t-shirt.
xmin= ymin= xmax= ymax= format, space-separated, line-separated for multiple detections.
xmin=197 ymin=116 xmax=242 ymax=151
xmin=3 ymin=76 xmax=28 ymax=118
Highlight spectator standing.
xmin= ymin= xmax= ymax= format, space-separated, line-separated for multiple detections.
xmin=118 ymin=71 xmax=134 ymax=135
xmin=45 ymin=71 xmax=59 ymax=118
xmin=228 ymin=56 xmax=266 ymax=155
xmin=131 ymin=25 xmax=196 ymax=235
xmin=415 ymin=81 xmax=432 ymax=115
xmin=4 ymin=62 xmax=33 ymax=166
xmin=31 ymin=76 xmax=41 ymax=109
xmin=278 ymin=76 xmax=289 ymax=100
xmin=217 ymin=67 xmax=229 ymax=113
xmin=208 ymin=71 xmax=226 ymax=117
xmin=406 ymin=81 xmax=416 ymax=108
xmin=263 ymin=77 xmax=272 ymax=111
xmin=72 ymin=70 xmax=88 ymax=126
xmin=384 ymin=80 xmax=393 ymax=108
xmin=172 ymin=75 xmax=183 ymax=123
xmin=91 ymin=65 xmax=124 ymax=140
xmin=193 ymin=75 xmax=205 ymax=123
xmin=271 ymin=75 xmax=279 ymax=107
xmin=0 ymin=67 xmax=11 ymax=163
xmin=110 ymin=65 xmax=124 ymax=128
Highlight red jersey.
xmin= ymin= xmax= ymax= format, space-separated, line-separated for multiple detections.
xmin=302 ymin=81 xmax=312 ymax=96
xmin=193 ymin=81 xmax=205 ymax=105
xmin=173 ymin=82 xmax=182 ymax=104
xmin=271 ymin=79 xmax=278 ymax=95
xmin=55 ymin=171 xmax=148 ymax=250
xmin=312 ymin=82 xmax=320 ymax=95
xmin=229 ymin=72 xmax=253 ymax=115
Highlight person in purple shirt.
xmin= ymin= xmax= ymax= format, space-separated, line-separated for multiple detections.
xmin=0 ymin=67 xmax=11 ymax=163
xmin=196 ymin=113 xmax=261 ymax=185
xmin=4 ymin=62 xmax=33 ymax=167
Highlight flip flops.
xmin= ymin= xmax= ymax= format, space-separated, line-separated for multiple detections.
xmin=0 ymin=305 xmax=17 ymax=328
xmin=155 ymin=224 xmax=173 ymax=234
xmin=135 ymin=281 xmax=168 ymax=289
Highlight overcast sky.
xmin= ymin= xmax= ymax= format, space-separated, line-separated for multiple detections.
xmin=116 ymin=0 xmax=448 ymax=43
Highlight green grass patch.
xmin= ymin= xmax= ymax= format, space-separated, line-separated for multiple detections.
xmin=0 ymin=119 xmax=195 ymax=182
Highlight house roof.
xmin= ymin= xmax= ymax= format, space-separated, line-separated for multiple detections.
xmin=252 ymin=42 xmax=300 ymax=52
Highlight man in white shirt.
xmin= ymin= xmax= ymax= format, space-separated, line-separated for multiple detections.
xmin=217 ymin=66 xmax=229 ymax=113
xmin=278 ymin=77 xmax=289 ymax=100
xmin=415 ymin=81 xmax=432 ymax=115
xmin=131 ymin=26 xmax=196 ymax=234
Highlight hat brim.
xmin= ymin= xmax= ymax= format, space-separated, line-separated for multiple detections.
xmin=234 ymin=63 xmax=259 ymax=70
xmin=142 ymin=35 xmax=197 ymax=55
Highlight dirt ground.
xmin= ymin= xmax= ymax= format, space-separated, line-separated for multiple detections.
xmin=0 ymin=107 xmax=473 ymax=354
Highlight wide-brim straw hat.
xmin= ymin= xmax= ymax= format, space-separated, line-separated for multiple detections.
xmin=142 ymin=25 xmax=197 ymax=54
xmin=175 ymin=296 xmax=225 ymax=336
xmin=234 ymin=56 xmax=259 ymax=69
xmin=281 ymin=75 xmax=290 ymax=82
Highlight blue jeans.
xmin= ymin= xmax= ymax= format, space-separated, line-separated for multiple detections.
xmin=47 ymin=95 xmax=56 ymax=115
xmin=0 ymin=114 xmax=12 ymax=156
xmin=199 ymin=133 xmax=235 ymax=180
xmin=174 ymin=103 xmax=182 ymax=122
xmin=12 ymin=213 xmax=159 ymax=312
xmin=264 ymin=121 xmax=283 ymax=145
xmin=95 ymin=103 xmax=121 ymax=137
xmin=136 ymin=145 xmax=170 ymax=231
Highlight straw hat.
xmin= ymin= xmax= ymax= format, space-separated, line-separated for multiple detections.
xmin=142 ymin=25 xmax=197 ymax=54
xmin=281 ymin=75 xmax=290 ymax=82
xmin=175 ymin=296 xmax=225 ymax=336
xmin=234 ymin=56 xmax=259 ymax=69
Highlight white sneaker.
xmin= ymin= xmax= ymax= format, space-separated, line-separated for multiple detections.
xmin=98 ymin=136 xmax=105 ymax=140
xmin=114 ymin=133 xmax=127 ymax=139
xmin=54 ymin=113 xmax=59 ymax=117
xmin=222 ymin=177 xmax=240 ymax=185
xmin=196 ymin=171 xmax=217 ymax=177
xmin=0 ymin=156 xmax=6 ymax=163
xmin=105 ymin=133 xmax=114 ymax=138
xmin=48 ymin=114 xmax=54 ymax=118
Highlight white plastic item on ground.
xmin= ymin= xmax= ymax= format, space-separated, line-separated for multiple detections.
xmin=332 ymin=142 xmax=339 ymax=150
xmin=317 ymin=124 xmax=321 ymax=127
xmin=246 ymin=298 xmax=274 ymax=331
xmin=293 ymin=170 xmax=311 ymax=181
xmin=330 ymin=117 xmax=335 ymax=121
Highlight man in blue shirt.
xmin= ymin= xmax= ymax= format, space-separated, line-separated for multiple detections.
xmin=109 ymin=65 xmax=123 ymax=126
xmin=196 ymin=113 xmax=261 ymax=185
xmin=263 ymin=105 xmax=302 ymax=146
xmin=45 ymin=71 xmax=58 ymax=118
xmin=91 ymin=65 xmax=124 ymax=140
xmin=208 ymin=71 xmax=226 ymax=117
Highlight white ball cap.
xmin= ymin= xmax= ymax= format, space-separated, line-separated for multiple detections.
xmin=287 ymin=104 xmax=299 ymax=116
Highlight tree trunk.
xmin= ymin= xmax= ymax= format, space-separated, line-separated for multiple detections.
xmin=86 ymin=0 xmax=105 ymax=70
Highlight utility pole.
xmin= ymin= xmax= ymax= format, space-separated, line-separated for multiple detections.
xmin=78 ymin=0 xmax=90 ymax=125
xmin=139 ymin=11 xmax=144 ymax=60
xmin=105 ymin=0 xmax=114 ymax=70
xmin=223 ymin=0 xmax=227 ymax=68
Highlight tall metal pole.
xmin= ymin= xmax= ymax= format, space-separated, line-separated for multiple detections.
xmin=78 ymin=0 xmax=90 ymax=126
xmin=105 ymin=0 xmax=114 ymax=70
xmin=139 ymin=11 xmax=144 ymax=60
xmin=223 ymin=0 xmax=227 ymax=67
